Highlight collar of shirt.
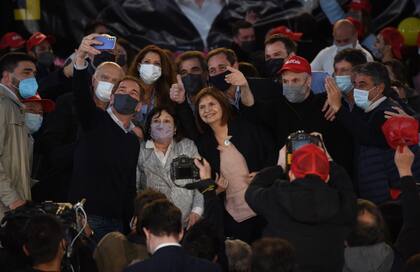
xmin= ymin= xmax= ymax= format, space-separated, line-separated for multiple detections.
xmin=153 ymin=242 xmax=181 ymax=254
xmin=365 ymin=96 xmax=387 ymax=113
xmin=0 ymin=83 xmax=23 ymax=107
xmin=145 ymin=139 xmax=174 ymax=166
xmin=229 ymin=86 xmax=241 ymax=109
xmin=106 ymin=107 xmax=136 ymax=133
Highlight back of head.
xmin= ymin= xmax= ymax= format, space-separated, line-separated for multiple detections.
xmin=182 ymin=221 xmax=219 ymax=262
xmin=251 ymin=238 xmax=295 ymax=272
xmin=134 ymin=189 xmax=167 ymax=234
xmin=290 ymin=144 xmax=330 ymax=182
xmin=24 ymin=214 xmax=65 ymax=265
xmin=347 ymin=199 xmax=386 ymax=247
xmin=225 ymin=239 xmax=252 ymax=272
xmin=140 ymin=199 xmax=182 ymax=237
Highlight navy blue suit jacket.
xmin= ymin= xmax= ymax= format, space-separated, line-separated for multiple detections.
xmin=124 ymin=245 xmax=221 ymax=272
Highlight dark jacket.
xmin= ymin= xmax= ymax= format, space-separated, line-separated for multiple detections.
xmin=245 ymin=162 xmax=357 ymax=272
xmin=68 ymin=67 xmax=139 ymax=221
xmin=123 ymin=245 xmax=221 ymax=272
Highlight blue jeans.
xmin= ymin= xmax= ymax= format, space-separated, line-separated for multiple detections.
xmin=88 ymin=214 xmax=123 ymax=242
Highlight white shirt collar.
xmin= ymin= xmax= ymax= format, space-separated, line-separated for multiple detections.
xmin=366 ymin=97 xmax=387 ymax=113
xmin=106 ymin=107 xmax=135 ymax=133
xmin=153 ymin=242 xmax=181 ymax=254
xmin=145 ymin=139 xmax=174 ymax=166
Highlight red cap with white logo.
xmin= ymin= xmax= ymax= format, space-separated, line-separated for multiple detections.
xmin=278 ymin=55 xmax=311 ymax=75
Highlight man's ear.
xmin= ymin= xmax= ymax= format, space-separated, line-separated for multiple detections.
xmin=288 ymin=170 xmax=295 ymax=182
xmin=233 ymin=61 xmax=239 ymax=70
xmin=378 ymin=82 xmax=385 ymax=94
xmin=143 ymin=227 xmax=150 ymax=240
xmin=22 ymin=244 xmax=30 ymax=256
xmin=325 ymin=174 xmax=330 ymax=183
xmin=135 ymin=101 xmax=142 ymax=113
xmin=178 ymin=228 xmax=184 ymax=242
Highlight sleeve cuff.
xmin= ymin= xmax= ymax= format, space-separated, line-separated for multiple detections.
xmin=191 ymin=207 xmax=203 ymax=216
xmin=74 ymin=60 xmax=89 ymax=70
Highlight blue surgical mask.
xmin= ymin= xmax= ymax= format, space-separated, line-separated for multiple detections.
xmin=353 ymin=88 xmax=371 ymax=111
xmin=14 ymin=76 xmax=39 ymax=99
xmin=335 ymin=75 xmax=353 ymax=94
xmin=25 ymin=113 xmax=43 ymax=134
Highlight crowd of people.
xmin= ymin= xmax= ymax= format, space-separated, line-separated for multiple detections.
xmin=1 ymin=0 xmax=420 ymax=271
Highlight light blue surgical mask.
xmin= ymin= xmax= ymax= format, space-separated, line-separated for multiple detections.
xmin=335 ymin=75 xmax=353 ymax=94
xmin=25 ymin=113 xmax=43 ymax=134
xmin=13 ymin=76 xmax=39 ymax=99
xmin=353 ymin=87 xmax=376 ymax=111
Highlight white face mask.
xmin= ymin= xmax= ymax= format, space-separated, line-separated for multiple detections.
xmin=25 ymin=113 xmax=43 ymax=134
xmin=94 ymin=81 xmax=114 ymax=102
xmin=138 ymin=64 xmax=162 ymax=85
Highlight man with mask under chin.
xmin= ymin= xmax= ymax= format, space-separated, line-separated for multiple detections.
xmin=311 ymin=19 xmax=373 ymax=75
xmin=68 ymin=33 xmax=142 ymax=241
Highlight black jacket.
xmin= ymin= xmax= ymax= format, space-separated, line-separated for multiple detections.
xmin=123 ymin=245 xmax=221 ymax=272
xmin=245 ymin=163 xmax=357 ymax=272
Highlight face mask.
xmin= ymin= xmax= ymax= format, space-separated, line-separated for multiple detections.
xmin=353 ymin=88 xmax=371 ymax=110
xmin=336 ymin=43 xmax=354 ymax=52
xmin=371 ymin=47 xmax=383 ymax=60
xmin=13 ymin=76 xmax=39 ymax=99
xmin=37 ymin=51 xmax=55 ymax=67
xmin=113 ymin=93 xmax=138 ymax=115
xmin=138 ymin=64 xmax=162 ymax=85
xmin=209 ymin=70 xmax=231 ymax=92
xmin=265 ymin=58 xmax=284 ymax=77
xmin=335 ymin=75 xmax=353 ymax=94
xmin=95 ymin=81 xmax=114 ymax=102
xmin=182 ymin=73 xmax=204 ymax=96
xmin=241 ymin=40 xmax=256 ymax=53
xmin=92 ymin=51 xmax=116 ymax=69
xmin=282 ymin=82 xmax=309 ymax=103
xmin=116 ymin=54 xmax=127 ymax=67
xmin=25 ymin=113 xmax=43 ymax=134
xmin=150 ymin=122 xmax=174 ymax=144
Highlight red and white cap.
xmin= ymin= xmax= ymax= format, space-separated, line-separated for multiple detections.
xmin=0 ymin=32 xmax=26 ymax=50
xmin=278 ymin=55 xmax=311 ymax=75
xmin=267 ymin=26 xmax=303 ymax=42
xmin=26 ymin=32 xmax=55 ymax=52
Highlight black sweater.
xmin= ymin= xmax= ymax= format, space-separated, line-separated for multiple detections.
xmin=245 ymin=163 xmax=357 ymax=272
xmin=68 ymin=67 xmax=139 ymax=221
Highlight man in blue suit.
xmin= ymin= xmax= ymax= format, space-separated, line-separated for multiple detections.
xmin=124 ymin=199 xmax=221 ymax=272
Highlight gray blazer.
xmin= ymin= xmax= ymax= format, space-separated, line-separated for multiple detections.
xmin=137 ymin=138 xmax=204 ymax=222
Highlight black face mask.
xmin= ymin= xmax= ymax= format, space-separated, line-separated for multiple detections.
xmin=37 ymin=51 xmax=55 ymax=67
xmin=182 ymin=73 xmax=205 ymax=96
xmin=241 ymin=40 xmax=256 ymax=53
xmin=265 ymin=58 xmax=285 ymax=77
xmin=113 ymin=94 xmax=138 ymax=115
xmin=92 ymin=51 xmax=116 ymax=69
xmin=209 ymin=70 xmax=231 ymax=92
xmin=116 ymin=54 xmax=127 ymax=67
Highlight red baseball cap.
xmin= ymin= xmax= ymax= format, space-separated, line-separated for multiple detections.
xmin=382 ymin=116 xmax=419 ymax=150
xmin=348 ymin=0 xmax=372 ymax=13
xmin=379 ymin=27 xmax=404 ymax=60
xmin=0 ymin=32 xmax=26 ymax=50
xmin=22 ymin=93 xmax=55 ymax=113
xmin=268 ymin=26 xmax=303 ymax=42
xmin=278 ymin=55 xmax=311 ymax=75
xmin=291 ymin=144 xmax=330 ymax=182
xmin=27 ymin=32 xmax=55 ymax=52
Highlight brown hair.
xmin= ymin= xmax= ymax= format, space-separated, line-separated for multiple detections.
xmin=111 ymin=75 xmax=144 ymax=99
xmin=206 ymin=48 xmax=237 ymax=66
xmin=175 ymin=51 xmax=207 ymax=74
xmin=193 ymin=87 xmax=232 ymax=133
xmin=264 ymin=34 xmax=297 ymax=55
xmin=128 ymin=45 xmax=175 ymax=107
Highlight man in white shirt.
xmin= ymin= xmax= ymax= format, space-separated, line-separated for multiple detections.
xmin=311 ymin=19 xmax=373 ymax=75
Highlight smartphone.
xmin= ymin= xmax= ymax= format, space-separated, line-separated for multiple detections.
xmin=93 ymin=35 xmax=116 ymax=50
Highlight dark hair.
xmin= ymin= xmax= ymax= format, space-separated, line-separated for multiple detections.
xmin=346 ymin=199 xmax=386 ymax=247
xmin=207 ymin=48 xmax=238 ymax=66
xmin=128 ymin=45 xmax=176 ymax=108
xmin=194 ymin=87 xmax=232 ymax=133
xmin=239 ymin=62 xmax=259 ymax=77
xmin=116 ymin=37 xmax=137 ymax=69
xmin=232 ymin=20 xmax=253 ymax=37
xmin=24 ymin=214 xmax=65 ymax=265
xmin=83 ymin=20 xmax=108 ymax=35
xmin=352 ymin=62 xmax=391 ymax=93
xmin=144 ymin=106 xmax=183 ymax=142
xmin=182 ymin=221 xmax=219 ymax=261
xmin=134 ymin=189 xmax=167 ymax=234
xmin=140 ymin=199 xmax=182 ymax=237
xmin=383 ymin=59 xmax=409 ymax=85
xmin=0 ymin=52 xmax=36 ymax=80
xmin=334 ymin=48 xmax=368 ymax=67
xmin=175 ymin=51 xmax=207 ymax=74
xmin=264 ymin=34 xmax=297 ymax=55
xmin=111 ymin=75 xmax=144 ymax=98
xmin=251 ymin=238 xmax=296 ymax=272
xmin=225 ymin=239 xmax=252 ymax=272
